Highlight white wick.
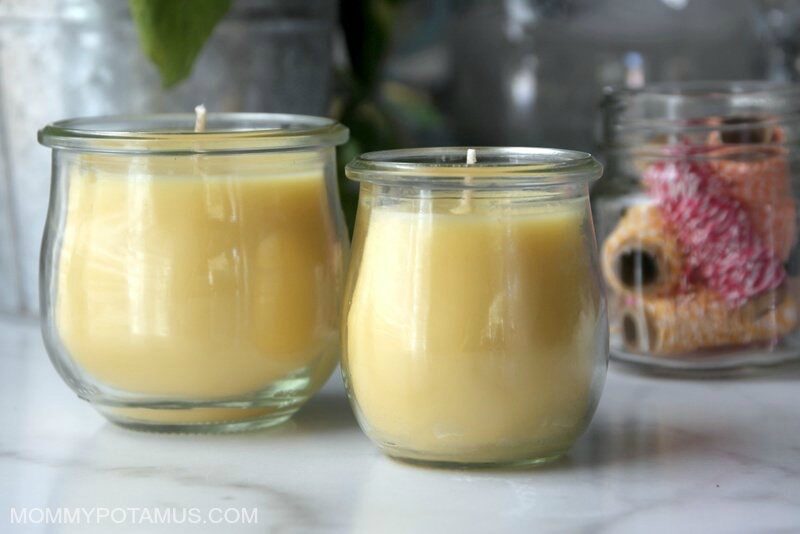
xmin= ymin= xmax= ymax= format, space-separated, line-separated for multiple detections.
xmin=451 ymin=148 xmax=477 ymax=214
xmin=194 ymin=104 xmax=207 ymax=133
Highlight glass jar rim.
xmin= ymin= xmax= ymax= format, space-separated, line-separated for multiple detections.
xmin=345 ymin=147 xmax=603 ymax=188
xmin=602 ymin=80 xmax=800 ymax=136
xmin=38 ymin=113 xmax=349 ymax=154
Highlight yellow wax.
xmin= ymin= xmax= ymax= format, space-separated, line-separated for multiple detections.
xmin=56 ymin=153 xmax=343 ymax=406
xmin=345 ymin=198 xmax=604 ymax=462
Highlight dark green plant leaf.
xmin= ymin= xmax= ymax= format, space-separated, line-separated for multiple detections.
xmin=129 ymin=0 xmax=231 ymax=88
xmin=339 ymin=0 xmax=402 ymax=93
xmin=382 ymin=82 xmax=445 ymax=129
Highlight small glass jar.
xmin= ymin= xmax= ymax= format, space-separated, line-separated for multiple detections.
xmin=342 ymin=147 xmax=608 ymax=467
xmin=38 ymin=113 xmax=349 ymax=432
xmin=596 ymin=81 xmax=800 ymax=373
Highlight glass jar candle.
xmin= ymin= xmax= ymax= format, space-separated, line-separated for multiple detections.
xmin=342 ymin=147 xmax=608 ymax=466
xmin=596 ymin=82 xmax=800 ymax=373
xmin=38 ymin=113 xmax=349 ymax=432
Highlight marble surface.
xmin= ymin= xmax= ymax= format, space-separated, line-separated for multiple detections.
xmin=0 ymin=316 xmax=798 ymax=533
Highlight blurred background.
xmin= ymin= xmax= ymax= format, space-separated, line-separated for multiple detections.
xmin=0 ymin=0 xmax=799 ymax=317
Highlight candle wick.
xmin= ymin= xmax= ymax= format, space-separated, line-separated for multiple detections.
xmin=194 ymin=104 xmax=207 ymax=133
xmin=464 ymin=147 xmax=476 ymax=189
xmin=193 ymin=105 xmax=207 ymax=175
xmin=451 ymin=148 xmax=477 ymax=214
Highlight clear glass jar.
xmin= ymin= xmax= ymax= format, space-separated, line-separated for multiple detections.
xmin=342 ymin=147 xmax=608 ymax=466
xmin=38 ymin=113 xmax=349 ymax=432
xmin=440 ymin=0 xmax=768 ymax=153
xmin=0 ymin=0 xmax=337 ymax=316
xmin=596 ymin=81 xmax=800 ymax=373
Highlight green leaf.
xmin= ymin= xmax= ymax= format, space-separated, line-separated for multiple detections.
xmin=339 ymin=0 xmax=402 ymax=93
xmin=129 ymin=0 xmax=231 ymax=88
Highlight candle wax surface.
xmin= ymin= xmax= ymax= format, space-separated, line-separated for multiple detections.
xmin=345 ymin=197 xmax=605 ymax=463
xmin=55 ymin=153 xmax=343 ymax=415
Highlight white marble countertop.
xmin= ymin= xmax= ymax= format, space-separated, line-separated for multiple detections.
xmin=0 ymin=316 xmax=798 ymax=533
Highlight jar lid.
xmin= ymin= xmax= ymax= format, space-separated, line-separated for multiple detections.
xmin=38 ymin=113 xmax=349 ymax=154
xmin=345 ymin=147 xmax=603 ymax=188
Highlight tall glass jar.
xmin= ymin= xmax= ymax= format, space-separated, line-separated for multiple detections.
xmin=440 ymin=0 xmax=768 ymax=152
xmin=0 ymin=0 xmax=337 ymax=316
xmin=596 ymin=81 xmax=800 ymax=373
xmin=342 ymin=147 xmax=608 ymax=466
xmin=38 ymin=113 xmax=349 ymax=432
